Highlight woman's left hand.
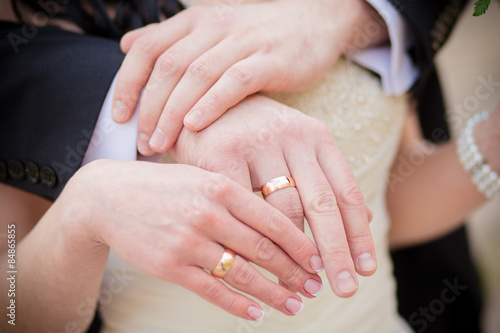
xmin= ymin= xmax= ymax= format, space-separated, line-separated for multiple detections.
xmin=169 ymin=94 xmax=377 ymax=298
xmin=111 ymin=0 xmax=383 ymax=155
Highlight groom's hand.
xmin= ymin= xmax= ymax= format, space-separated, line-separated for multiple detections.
xmin=169 ymin=95 xmax=377 ymax=298
xmin=111 ymin=0 xmax=388 ymax=155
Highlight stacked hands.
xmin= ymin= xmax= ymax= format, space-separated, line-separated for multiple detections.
xmin=72 ymin=0 xmax=386 ymax=321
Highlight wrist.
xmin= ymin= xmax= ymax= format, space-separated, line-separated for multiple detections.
xmin=57 ymin=162 xmax=111 ymax=253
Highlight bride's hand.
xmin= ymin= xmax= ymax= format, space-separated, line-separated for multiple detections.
xmin=66 ymin=160 xmax=323 ymax=319
xmin=169 ymin=95 xmax=377 ymax=298
xmin=111 ymin=0 xmax=386 ymax=155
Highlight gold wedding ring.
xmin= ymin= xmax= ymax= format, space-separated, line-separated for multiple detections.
xmin=211 ymin=249 xmax=236 ymax=278
xmin=261 ymin=176 xmax=296 ymax=198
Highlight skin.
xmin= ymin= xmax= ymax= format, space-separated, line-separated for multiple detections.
xmin=112 ymin=0 xmax=389 ymax=154
xmin=169 ymin=95 xmax=378 ymax=296
xmin=0 ymin=0 xmax=384 ymax=331
xmin=1 ymin=1 xmax=381 ymax=292
xmin=0 ymin=161 xmax=325 ymax=332
xmin=110 ymin=0 xmax=386 ymax=296
xmin=387 ymin=103 xmax=500 ymax=249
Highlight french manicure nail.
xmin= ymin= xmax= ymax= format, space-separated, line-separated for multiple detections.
xmin=149 ymin=128 xmax=165 ymax=149
xmin=247 ymin=306 xmax=264 ymax=320
xmin=304 ymin=279 xmax=323 ymax=297
xmin=137 ymin=132 xmax=152 ymax=154
xmin=185 ymin=110 xmax=202 ymax=128
xmin=113 ymin=100 xmax=128 ymax=122
xmin=285 ymin=298 xmax=303 ymax=315
xmin=357 ymin=252 xmax=376 ymax=272
xmin=336 ymin=271 xmax=357 ymax=293
xmin=310 ymin=255 xmax=324 ymax=273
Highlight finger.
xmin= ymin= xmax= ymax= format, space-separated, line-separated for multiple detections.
xmin=120 ymin=23 xmax=158 ymax=53
xmin=220 ymin=255 xmax=305 ymax=315
xmin=184 ymin=54 xmax=272 ymax=132
xmin=204 ymin=211 xmax=322 ymax=298
xmin=176 ymin=266 xmax=266 ymax=320
xmin=208 ymin=155 xmax=253 ymax=192
xmin=222 ymin=180 xmax=323 ymax=275
xmin=317 ymin=139 xmax=377 ymax=277
xmin=248 ymin=152 xmax=305 ymax=231
xmin=137 ymin=32 xmax=224 ymax=155
xmin=152 ymin=39 xmax=255 ymax=152
xmin=111 ymin=19 xmax=193 ymax=125
xmin=286 ymin=150 xmax=359 ymax=298
xmin=366 ymin=205 xmax=373 ymax=222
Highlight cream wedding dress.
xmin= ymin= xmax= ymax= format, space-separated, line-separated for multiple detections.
xmin=99 ymin=58 xmax=413 ymax=332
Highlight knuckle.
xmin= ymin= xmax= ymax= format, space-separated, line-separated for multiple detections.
xmin=267 ymin=285 xmax=284 ymax=308
xmin=132 ymin=36 xmax=155 ymax=54
xmin=309 ymin=119 xmax=334 ymax=141
xmin=266 ymin=210 xmax=286 ymax=235
xmin=293 ymin=236 xmax=312 ymax=260
xmin=277 ymin=195 xmax=304 ymax=221
xmin=281 ymin=263 xmax=302 ymax=284
xmin=231 ymin=263 xmax=255 ymax=289
xmin=190 ymin=206 xmax=218 ymax=230
xmin=258 ymin=40 xmax=274 ymax=54
xmin=206 ymin=175 xmax=233 ymax=200
xmin=154 ymin=247 xmax=178 ymax=275
xmin=305 ymin=187 xmax=338 ymax=215
xmin=183 ymin=6 xmax=205 ymax=18
xmin=204 ymin=91 xmax=225 ymax=112
xmin=227 ymin=65 xmax=252 ymax=85
xmin=155 ymin=53 xmax=179 ymax=77
xmin=225 ymin=296 xmax=239 ymax=315
xmin=338 ymin=182 xmax=364 ymax=207
xmin=348 ymin=230 xmax=373 ymax=247
xmin=202 ymin=280 xmax=223 ymax=301
xmin=187 ymin=61 xmax=212 ymax=81
xmin=322 ymin=246 xmax=351 ymax=264
xmin=255 ymin=237 xmax=278 ymax=262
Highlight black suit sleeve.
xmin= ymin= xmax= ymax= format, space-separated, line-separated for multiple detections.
xmin=0 ymin=22 xmax=125 ymax=201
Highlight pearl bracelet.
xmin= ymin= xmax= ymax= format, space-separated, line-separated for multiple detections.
xmin=457 ymin=111 xmax=500 ymax=199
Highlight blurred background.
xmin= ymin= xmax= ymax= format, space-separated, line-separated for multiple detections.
xmin=436 ymin=2 xmax=500 ymax=332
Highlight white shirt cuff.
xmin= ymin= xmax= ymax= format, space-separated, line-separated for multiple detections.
xmin=348 ymin=0 xmax=419 ymax=96
xmin=82 ymin=73 xmax=139 ymax=165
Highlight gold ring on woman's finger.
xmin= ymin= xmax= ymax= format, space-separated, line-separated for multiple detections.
xmin=211 ymin=248 xmax=236 ymax=278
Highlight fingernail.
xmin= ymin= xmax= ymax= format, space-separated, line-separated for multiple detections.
xmin=137 ymin=132 xmax=153 ymax=155
xmin=304 ymin=279 xmax=323 ymax=297
xmin=336 ymin=271 xmax=357 ymax=294
xmin=357 ymin=252 xmax=376 ymax=272
xmin=113 ymin=100 xmax=128 ymax=122
xmin=310 ymin=255 xmax=324 ymax=273
xmin=285 ymin=298 xmax=303 ymax=315
xmin=149 ymin=128 xmax=165 ymax=149
xmin=247 ymin=306 xmax=264 ymax=320
xmin=185 ymin=110 xmax=202 ymax=128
